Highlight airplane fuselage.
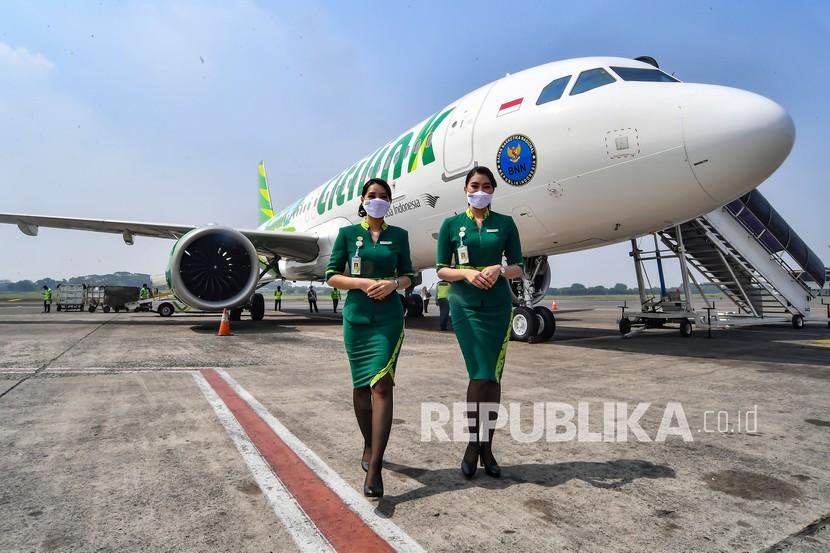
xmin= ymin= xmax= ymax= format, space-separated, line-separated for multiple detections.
xmin=263 ymin=57 xmax=794 ymax=280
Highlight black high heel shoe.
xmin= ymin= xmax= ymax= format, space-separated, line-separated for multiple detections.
xmin=461 ymin=459 xmax=477 ymax=479
xmin=479 ymin=449 xmax=501 ymax=478
xmin=461 ymin=443 xmax=479 ymax=479
xmin=363 ymin=471 xmax=384 ymax=498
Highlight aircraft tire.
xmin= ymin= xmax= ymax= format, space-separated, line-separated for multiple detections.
xmin=250 ymin=293 xmax=265 ymax=321
xmin=511 ymin=306 xmax=538 ymax=342
xmin=531 ymin=306 xmax=556 ymax=342
xmin=406 ymin=294 xmax=424 ymax=318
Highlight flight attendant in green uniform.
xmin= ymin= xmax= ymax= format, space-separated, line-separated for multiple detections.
xmin=436 ymin=166 xmax=524 ymax=479
xmin=326 ymin=178 xmax=413 ymax=498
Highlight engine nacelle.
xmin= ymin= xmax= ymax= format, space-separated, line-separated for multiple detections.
xmin=510 ymin=256 xmax=551 ymax=306
xmin=166 ymin=226 xmax=260 ymax=311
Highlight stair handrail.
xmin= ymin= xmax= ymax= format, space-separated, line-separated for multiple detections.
xmin=718 ymin=206 xmax=816 ymax=294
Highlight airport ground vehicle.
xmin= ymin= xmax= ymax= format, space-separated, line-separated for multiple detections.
xmin=86 ymin=286 xmax=139 ymax=313
xmin=127 ymin=293 xmax=192 ymax=317
xmin=55 ymin=284 xmax=85 ymax=312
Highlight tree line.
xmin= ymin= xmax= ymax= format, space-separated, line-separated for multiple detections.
xmin=0 ymin=272 xmax=152 ymax=291
xmin=1 ymin=274 xmax=724 ymax=296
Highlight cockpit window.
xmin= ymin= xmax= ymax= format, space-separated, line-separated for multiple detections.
xmin=536 ymin=76 xmax=571 ymax=105
xmin=610 ymin=66 xmax=679 ymax=82
xmin=570 ymin=68 xmax=616 ymax=96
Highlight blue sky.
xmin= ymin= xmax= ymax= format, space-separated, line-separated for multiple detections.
xmin=0 ymin=1 xmax=827 ymax=286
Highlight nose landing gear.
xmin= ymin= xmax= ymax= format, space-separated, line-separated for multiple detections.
xmin=510 ymin=256 xmax=555 ymax=343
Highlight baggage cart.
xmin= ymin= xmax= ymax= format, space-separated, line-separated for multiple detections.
xmin=86 ymin=285 xmax=139 ymax=313
xmin=55 ymin=284 xmax=85 ymax=312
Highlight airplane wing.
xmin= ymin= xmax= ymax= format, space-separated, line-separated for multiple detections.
xmin=0 ymin=213 xmax=319 ymax=261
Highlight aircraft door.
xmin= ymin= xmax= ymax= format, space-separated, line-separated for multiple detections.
xmin=442 ymin=83 xmax=494 ymax=178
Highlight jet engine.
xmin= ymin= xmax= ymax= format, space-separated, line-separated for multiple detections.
xmin=166 ymin=226 xmax=260 ymax=311
xmin=510 ymin=256 xmax=552 ymax=306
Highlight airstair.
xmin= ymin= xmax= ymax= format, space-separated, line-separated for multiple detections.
xmin=621 ymin=190 xmax=826 ymax=337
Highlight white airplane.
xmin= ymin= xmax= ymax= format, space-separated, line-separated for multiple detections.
xmin=0 ymin=56 xmax=808 ymax=340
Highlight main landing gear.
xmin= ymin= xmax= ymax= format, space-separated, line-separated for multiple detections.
xmin=403 ymin=272 xmax=424 ymax=318
xmin=230 ymin=292 xmax=265 ymax=321
xmin=404 ymin=294 xmax=424 ymax=318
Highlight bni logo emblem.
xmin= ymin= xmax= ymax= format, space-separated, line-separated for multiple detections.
xmin=497 ymin=134 xmax=537 ymax=186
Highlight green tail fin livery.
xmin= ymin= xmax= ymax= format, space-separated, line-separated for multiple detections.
xmin=258 ymin=161 xmax=274 ymax=225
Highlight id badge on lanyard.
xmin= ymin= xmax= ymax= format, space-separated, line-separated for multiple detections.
xmin=352 ymin=236 xmax=363 ymax=275
xmin=457 ymin=227 xmax=469 ymax=264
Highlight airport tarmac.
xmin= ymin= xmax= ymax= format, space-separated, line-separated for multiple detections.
xmin=1 ymin=297 xmax=829 ymax=553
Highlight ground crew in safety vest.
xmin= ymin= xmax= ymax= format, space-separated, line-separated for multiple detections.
xmin=139 ymin=284 xmax=150 ymax=300
xmin=330 ymin=287 xmax=341 ymax=313
xmin=42 ymin=285 xmax=52 ymax=313
xmin=274 ymin=286 xmax=282 ymax=311
xmin=307 ymin=285 xmax=318 ymax=313
xmin=436 ymin=280 xmax=450 ymax=330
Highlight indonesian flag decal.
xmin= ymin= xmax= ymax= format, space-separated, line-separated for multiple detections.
xmin=497 ymin=97 xmax=523 ymax=117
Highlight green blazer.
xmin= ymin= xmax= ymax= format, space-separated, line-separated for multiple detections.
xmin=326 ymin=220 xmax=414 ymax=324
xmin=436 ymin=208 xmax=523 ymax=308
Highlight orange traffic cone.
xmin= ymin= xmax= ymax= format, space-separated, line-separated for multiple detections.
xmin=217 ymin=308 xmax=233 ymax=336
xmin=550 ymin=299 xmax=558 ymax=312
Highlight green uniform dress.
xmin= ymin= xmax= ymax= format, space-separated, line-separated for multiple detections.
xmin=436 ymin=208 xmax=523 ymax=382
xmin=326 ymin=220 xmax=414 ymax=388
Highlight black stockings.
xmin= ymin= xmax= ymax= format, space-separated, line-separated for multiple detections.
xmin=353 ymin=374 xmax=394 ymax=487
xmin=464 ymin=378 xmax=501 ymax=465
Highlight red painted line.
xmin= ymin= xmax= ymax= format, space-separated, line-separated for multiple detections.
xmin=200 ymin=369 xmax=394 ymax=553
xmin=498 ymin=97 xmax=523 ymax=110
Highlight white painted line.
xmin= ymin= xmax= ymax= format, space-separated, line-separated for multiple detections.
xmin=44 ymin=366 xmax=233 ymax=372
xmin=0 ymin=368 xmax=39 ymax=374
xmin=192 ymin=372 xmax=335 ymax=553
xmin=215 ymin=368 xmax=425 ymax=553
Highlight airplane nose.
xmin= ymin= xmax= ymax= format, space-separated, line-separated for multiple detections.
xmin=682 ymin=85 xmax=795 ymax=204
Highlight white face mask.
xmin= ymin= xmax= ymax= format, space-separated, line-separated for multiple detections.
xmin=467 ymin=191 xmax=493 ymax=209
xmin=362 ymin=198 xmax=391 ymax=218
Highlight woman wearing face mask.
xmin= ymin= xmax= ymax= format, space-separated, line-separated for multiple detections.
xmin=326 ymin=178 xmax=413 ymax=498
xmin=436 ymin=166 xmax=524 ymax=479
